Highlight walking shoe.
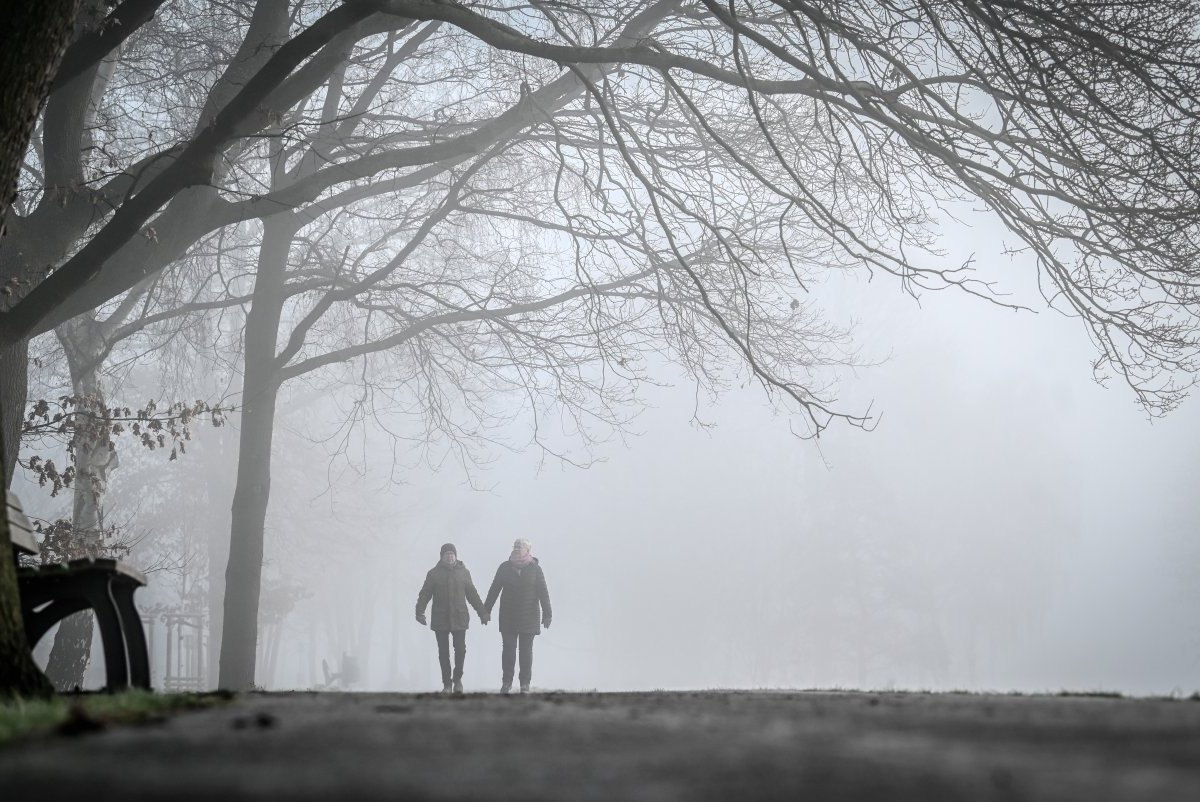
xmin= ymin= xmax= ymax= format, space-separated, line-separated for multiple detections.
xmin=453 ymin=679 xmax=463 ymax=694
xmin=442 ymin=682 xmax=453 ymax=693
xmin=519 ymin=684 xmax=530 ymax=694
xmin=500 ymin=683 xmax=512 ymax=694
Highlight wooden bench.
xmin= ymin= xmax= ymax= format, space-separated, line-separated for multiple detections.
xmin=7 ymin=490 xmax=151 ymax=690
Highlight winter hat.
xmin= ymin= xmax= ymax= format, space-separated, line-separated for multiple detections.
xmin=510 ymin=538 xmax=534 ymax=566
xmin=440 ymin=543 xmax=457 ymax=557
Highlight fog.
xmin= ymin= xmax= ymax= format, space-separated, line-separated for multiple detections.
xmin=24 ymin=206 xmax=1195 ymax=698
xmin=378 ymin=264 xmax=1198 ymax=696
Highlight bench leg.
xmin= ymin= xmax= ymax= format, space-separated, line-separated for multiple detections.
xmin=91 ymin=585 xmax=131 ymax=691
xmin=111 ymin=581 xmax=151 ymax=690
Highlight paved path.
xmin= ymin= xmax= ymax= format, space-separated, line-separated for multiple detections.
xmin=1 ymin=691 xmax=1198 ymax=800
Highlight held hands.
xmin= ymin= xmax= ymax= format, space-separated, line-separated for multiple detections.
xmin=416 ymin=612 xmax=427 ymax=626
xmin=480 ymin=610 xmax=491 ymax=625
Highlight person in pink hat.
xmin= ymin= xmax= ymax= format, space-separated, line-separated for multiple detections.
xmin=484 ymin=538 xmax=552 ymax=693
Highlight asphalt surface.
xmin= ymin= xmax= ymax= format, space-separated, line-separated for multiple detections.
xmin=1 ymin=690 xmax=1198 ymax=800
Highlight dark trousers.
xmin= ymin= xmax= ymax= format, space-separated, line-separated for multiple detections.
xmin=501 ymin=632 xmax=536 ymax=686
xmin=435 ymin=630 xmax=466 ymax=684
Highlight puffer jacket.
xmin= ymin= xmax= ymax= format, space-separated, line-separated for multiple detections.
xmin=484 ymin=558 xmax=552 ymax=635
xmin=415 ymin=561 xmax=485 ymax=632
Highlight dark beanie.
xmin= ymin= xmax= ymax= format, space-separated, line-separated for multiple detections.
xmin=440 ymin=543 xmax=457 ymax=556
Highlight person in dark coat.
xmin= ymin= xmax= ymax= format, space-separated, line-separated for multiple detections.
xmin=484 ymin=538 xmax=552 ymax=693
xmin=416 ymin=543 xmax=488 ymax=693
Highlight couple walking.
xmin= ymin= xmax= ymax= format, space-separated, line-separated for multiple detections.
xmin=415 ymin=538 xmax=552 ymax=693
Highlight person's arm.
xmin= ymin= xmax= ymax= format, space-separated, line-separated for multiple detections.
xmin=465 ymin=569 xmax=487 ymax=622
xmin=483 ymin=565 xmax=503 ymax=614
xmin=537 ymin=565 xmax=552 ymax=628
xmin=415 ymin=572 xmax=433 ymax=625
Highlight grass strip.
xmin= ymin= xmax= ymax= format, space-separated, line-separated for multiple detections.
xmin=0 ymin=690 xmax=233 ymax=747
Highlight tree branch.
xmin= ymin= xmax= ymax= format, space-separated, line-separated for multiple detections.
xmin=0 ymin=2 xmax=376 ymax=346
xmin=50 ymin=0 xmax=167 ymax=92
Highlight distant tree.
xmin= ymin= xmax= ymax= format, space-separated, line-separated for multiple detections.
xmin=27 ymin=230 xmax=243 ymax=689
xmin=15 ymin=213 xmax=241 ymax=690
xmin=213 ymin=146 xmax=848 ymax=687
xmin=20 ymin=390 xmax=227 ymax=688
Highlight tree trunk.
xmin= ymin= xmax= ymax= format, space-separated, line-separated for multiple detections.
xmin=205 ymin=429 xmax=235 ymax=688
xmin=355 ymin=590 xmax=376 ymax=687
xmin=217 ymin=214 xmax=294 ymax=690
xmin=0 ymin=342 xmax=28 ymax=493
xmin=44 ymin=318 xmax=114 ymax=689
xmin=41 ymin=601 xmax=91 ymax=692
xmin=0 ymin=386 xmax=53 ymax=699
xmin=0 ymin=0 xmax=82 ymax=698
xmin=0 ymin=0 xmax=81 ymax=230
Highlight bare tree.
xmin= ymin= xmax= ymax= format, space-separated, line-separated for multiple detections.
xmin=19 ymin=237 xmax=241 ymax=689
xmin=40 ymin=38 xmax=157 ymax=690
xmin=8 ymin=2 xmax=1196 ymax=402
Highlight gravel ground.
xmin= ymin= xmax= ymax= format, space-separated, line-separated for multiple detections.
xmin=1 ymin=690 xmax=1197 ymax=801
